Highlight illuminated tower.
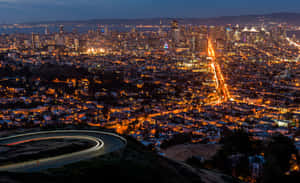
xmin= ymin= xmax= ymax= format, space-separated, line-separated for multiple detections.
xmin=233 ymin=30 xmax=241 ymax=42
xmin=74 ymin=38 xmax=80 ymax=52
xmin=158 ymin=20 xmax=163 ymax=36
xmin=225 ymin=27 xmax=232 ymax=42
xmin=209 ymin=26 xmax=217 ymax=43
xmin=31 ymin=32 xmax=34 ymax=48
xmin=171 ymin=20 xmax=180 ymax=47
xmin=59 ymin=25 xmax=64 ymax=35
xmin=45 ymin=26 xmax=50 ymax=35
xmin=191 ymin=35 xmax=196 ymax=52
xmin=31 ymin=33 xmax=41 ymax=49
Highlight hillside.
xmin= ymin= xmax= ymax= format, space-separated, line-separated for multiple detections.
xmin=0 ymin=136 xmax=239 ymax=183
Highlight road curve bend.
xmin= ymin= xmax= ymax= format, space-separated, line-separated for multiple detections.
xmin=0 ymin=130 xmax=127 ymax=172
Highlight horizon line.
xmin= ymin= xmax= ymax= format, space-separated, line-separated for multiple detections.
xmin=3 ymin=11 xmax=300 ymax=25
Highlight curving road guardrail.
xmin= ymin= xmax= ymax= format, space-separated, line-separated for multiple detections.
xmin=0 ymin=130 xmax=127 ymax=172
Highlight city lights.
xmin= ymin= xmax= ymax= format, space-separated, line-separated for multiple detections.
xmin=0 ymin=11 xmax=299 ymax=183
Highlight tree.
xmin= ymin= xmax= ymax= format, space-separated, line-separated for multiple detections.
xmin=220 ymin=129 xmax=252 ymax=155
xmin=212 ymin=129 xmax=253 ymax=175
xmin=262 ymin=134 xmax=297 ymax=183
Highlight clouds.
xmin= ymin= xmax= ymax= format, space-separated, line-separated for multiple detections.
xmin=0 ymin=0 xmax=299 ymax=23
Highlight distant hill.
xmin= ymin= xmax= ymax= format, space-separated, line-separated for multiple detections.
xmin=25 ymin=12 xmax=300 ymax=26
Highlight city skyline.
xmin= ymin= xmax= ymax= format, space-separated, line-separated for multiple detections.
xmin=0 ymin=0 xmax=300 ymax=23
xmin=0 ymin=1 xmax=300 ymax=182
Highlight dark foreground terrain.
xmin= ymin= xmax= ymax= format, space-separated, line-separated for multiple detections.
xmin=0 ymin=135 xmax=240 ymax=183
xmin=0 ymin=139 xmax=94 ymax=166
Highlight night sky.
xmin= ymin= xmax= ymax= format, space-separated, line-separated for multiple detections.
xmin=0 ymin=0 xmax=300 ymax=23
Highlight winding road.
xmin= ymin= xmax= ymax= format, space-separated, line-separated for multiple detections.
xmin=0 ymin=130 xmax=127 ymax=172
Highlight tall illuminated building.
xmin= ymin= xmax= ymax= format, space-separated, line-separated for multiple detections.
xmin=198 ymin=38 xmax=208 ymax=54
xmin=216 ymin=38 xmax=225 ymax=53
xmin=74 ymin=38 xmax=80 ymax=52
xmin=131 ymin=26 xmax=136 ymax=33
xmin=45 ymin=26 xmax=50 ymax=35
xmin=31 ymin=32 xmax=34 ymax=48
xmin=24 ymin=40 xmax=31 ymax=49
xmin=233 ymin=29 xmax=241 ymax=42
xmin=59 ymin=25 xmax=64 ymax=35
xmin=158 ymin=20 xmax=163 ymax=37
xmin=55 ymin=33 xmax=64 ymax=47
xmin=31 ymin=33 xmax=41 ymax=49
xmin=225 ymin=27 xmax=232 ymax=42
xmin=104 ymin=25 xmax=109 ymax=36
xmin=171 ymin=20 xmax=180 ymax=46
xmin=209 ymin=26 xmax=217 ymax=43
xmin=191 ymin=35 xmax=196 ymax=52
